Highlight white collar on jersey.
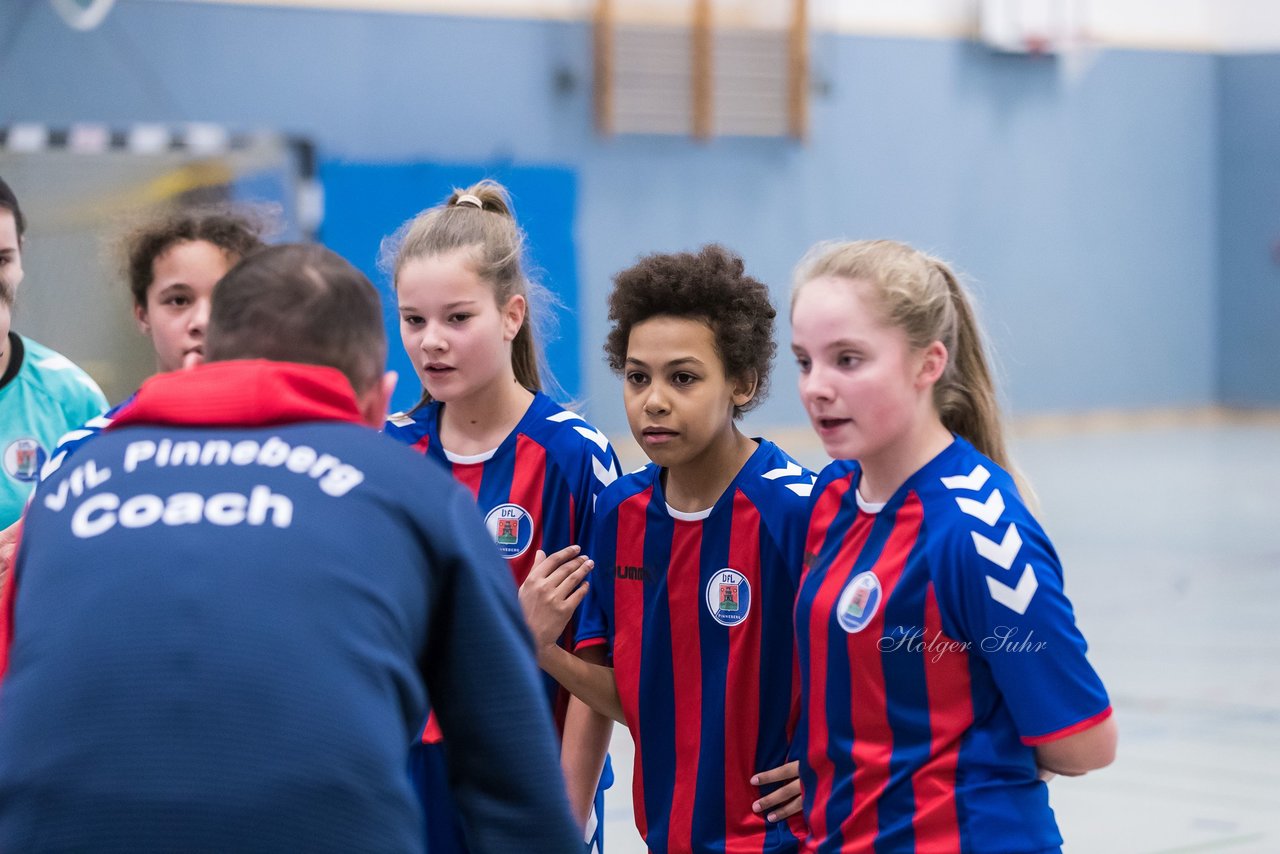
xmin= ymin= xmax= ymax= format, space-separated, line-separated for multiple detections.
xmin=855 ymin=488 xmax=887 ymax=515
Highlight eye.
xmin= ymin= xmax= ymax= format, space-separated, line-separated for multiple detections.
xmin=837 ymin=352 xmax=862 ymax=368
xmin=671 ymin=371 xmax=698 ymax=386
xmin=164 ymin=294 xmax=192 ymax=308
xmin=447 ymin=312 xmax=472 ymax=324
xmin=794 ymin=355 xmax=811 ymax=373
xmin=400 ymin=314 xmax=425 ymax=327
xmin=625 ymin=371 xmax=649 ymax=386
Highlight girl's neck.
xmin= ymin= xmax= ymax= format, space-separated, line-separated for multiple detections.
xmin=857 ymin=414 xmax=954 ymax=504
xmin=438 ymin=374 xmax=535 ymax=456
xmin=663 ymin=427 xmax=758 ymax=514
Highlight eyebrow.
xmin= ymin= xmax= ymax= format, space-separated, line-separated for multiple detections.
xmin=813 ymin=339 xmax=866 ymax=352
xmin=397 ymin=299 xmax=479 ymax=312
xmin=625 ymin=356 xmax=706 ymax=370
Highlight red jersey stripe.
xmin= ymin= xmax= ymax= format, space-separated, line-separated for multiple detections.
xmin=508 ymin=435 xmax=547 ymax=585
xmin=613 ymin=489 xmax=651 ymax=839
xmin=806 ymin=499 xmax=873 ymax=846
xmin=450 ymin=460 xmax=483 ymax=500
xmin=667 ymin=519 xmax=705 ymax=851
xmin=0 ymin=519 xmax=24 ymax=682
xmin=801 ymin=475 xmax=849 ymax=590
xmin=844 ymin=492 xmax=923 ymax=851
xmin=723 ymin=491 xmax=768 ymax=852
xmin=911 ymin=582 xmax=971 ymax=852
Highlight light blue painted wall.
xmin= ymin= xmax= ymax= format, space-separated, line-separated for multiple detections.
xmin=1217 ymin=53 xmax=1280 ymax=407
xmin=1 ymin=1 xmax=1228 ymax=433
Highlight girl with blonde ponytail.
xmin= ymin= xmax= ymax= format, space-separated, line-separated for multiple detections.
xmin=382 ymin=180 xmax=619 ymax=854
xmin=789 ymin=239 xmax=1115 ymax=852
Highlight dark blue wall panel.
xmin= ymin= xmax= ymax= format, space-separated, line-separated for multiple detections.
xmin=319 ymin=161 xmax=580 ymax=414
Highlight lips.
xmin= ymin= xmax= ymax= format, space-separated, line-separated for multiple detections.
xmin=641 ymin=426 xmax=678 ymax=445
xmin=814 ymin=416 xmax=852 ymax=436
xmin=423 ymin=363 xmax=455 ymax=375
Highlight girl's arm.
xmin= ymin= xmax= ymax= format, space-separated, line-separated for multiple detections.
xmin=537 ymin=643 xmax=625 ymax=723
xmin=1034 ymin=714 xmax=1117 ymax=777
xmin=560 ymin=651 xmax=614 ymax=828
xmin=519 ymin=547 xmax=626 ymax=723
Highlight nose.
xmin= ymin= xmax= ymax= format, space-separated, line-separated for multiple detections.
xmin=799 ymin=363 xmax=833 ymax=408
xmin=190 ymin=298 xmax=211 ymax=338
xmin=420 ymin=320 xmax=446 ymax=354
xmin=642 ymin=382 xmax=670 ymax=416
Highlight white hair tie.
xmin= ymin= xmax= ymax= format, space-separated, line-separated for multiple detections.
xmin=455 ymin=194 xmax=483 ymax=209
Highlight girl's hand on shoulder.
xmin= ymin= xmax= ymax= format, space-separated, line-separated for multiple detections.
xmin=517 ymin=545 xmax=594 ymax=651
xmin=751 ymin=760 xmax=802 ymax=822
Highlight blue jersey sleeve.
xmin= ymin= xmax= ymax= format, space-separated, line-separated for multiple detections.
xmin=574 ymin=490 xmax=619 ymax=655
xmin=569 ymin=429 xmax=620 ymax=557
xmin=932 ymin=475 xmax=1111 ymax=744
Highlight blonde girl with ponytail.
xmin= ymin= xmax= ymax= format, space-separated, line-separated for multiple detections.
xmin=382 ymin=180 xmax=619 ymax=854
xmin=789 ymin=239 xmax=1115 ymax=852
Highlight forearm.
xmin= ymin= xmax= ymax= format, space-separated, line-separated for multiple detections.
xmin=1034 ymin=715 xmax=1118 ymax=777
xmin=539 ymin=644 xmax=625 ymax=724
xmin=561 ymin=695 xmax=613 ymax=828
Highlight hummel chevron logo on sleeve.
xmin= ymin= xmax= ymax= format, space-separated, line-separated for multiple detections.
xmin=956 ymin=490 xmax=1005 ymax=527
xmin=593 ymin=456 xmax=618 ymax=488
xmin=940 ymin=465 xmax=990 ymax=492
xmin=986 ymin=565 xmax=1039 ymax=615
xmin=572 ymin=425 xmax=611 ymax=455
xmin=971 ymin=523 xmax=1022 ymax=571
xmin=763 ymin=461 xmax=804 ymax=480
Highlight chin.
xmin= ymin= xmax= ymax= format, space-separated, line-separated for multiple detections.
xmin=820 ymin=437 xmax=862 ymax=462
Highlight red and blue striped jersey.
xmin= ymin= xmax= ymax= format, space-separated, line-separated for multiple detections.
xmin=796 ymin=436 xmax=1111 ymax=854
xmin=385 ymin=391 xmax=621 ymax=731
xmin=577 ymin=439 xmax=815 ymax=854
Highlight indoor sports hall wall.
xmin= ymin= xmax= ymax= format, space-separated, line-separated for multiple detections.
xmin=1217 ymin=52 xmax=1280 ymax=409
xmin=2 ymin=1 xmax=1273 ymax=433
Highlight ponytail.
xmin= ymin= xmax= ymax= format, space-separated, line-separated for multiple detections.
xmin=932 ymin=262 xmax=1008 ymax=470
xmin=385 ymin=179 xmax=560 ymax=404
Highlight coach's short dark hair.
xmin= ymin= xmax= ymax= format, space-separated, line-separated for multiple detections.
xmin=208 ymin=244 xmax=385 ymax=393
xmin=604 ymin=244 xmax=776 ymax=417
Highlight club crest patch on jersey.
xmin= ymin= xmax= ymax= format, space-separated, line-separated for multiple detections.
xmin=484 ymin=503 xmax=534 ymax=559
xmin=706 ymin=568 xmax=751 ymax=627
xmin=836 ymin=571 xmax=882 ymax=634
xmin=4 ymin=438 xmax=47 ymax=483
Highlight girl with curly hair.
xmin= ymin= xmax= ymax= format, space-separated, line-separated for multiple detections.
xmin=522 ymin=244 xmax=814 ymax=854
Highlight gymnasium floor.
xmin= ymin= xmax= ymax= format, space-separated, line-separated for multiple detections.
xmin=600 ymin=416 xmax=1280 ymax=853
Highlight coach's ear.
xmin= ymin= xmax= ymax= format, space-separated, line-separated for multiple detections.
xmin=356 ymin=371 xmax=397 ymax=428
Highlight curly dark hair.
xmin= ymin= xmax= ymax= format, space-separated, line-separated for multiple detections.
xmin=604 ymin=244 xmax=776 ymax=417
xmin=123 ymin=207 xmax=267 ymax=307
